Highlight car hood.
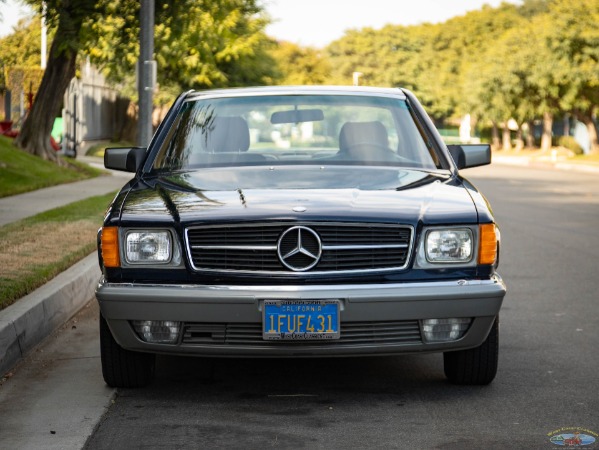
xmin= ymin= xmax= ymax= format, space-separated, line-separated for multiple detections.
xmin=118 ymin=166 xmax=478 ymax=226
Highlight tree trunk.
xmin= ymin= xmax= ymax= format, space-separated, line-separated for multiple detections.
xmin=526 ymin=121 xmax=536 ymax=148
xmin=14 ymin=8 xmax=84 ymax=163
xmin=563 ymin=113 xmax=570 ymax=137
xmin=502 ymin=123 xmax=512 ymax=151
xmin=515 ymin=125 xmax=524 ymax=151
xmin=491 ymin=121 xmax=500 ymax=150
xmin=577 ymin=113 xmax=599 ymax=154
xmin=587 ymin=121 xmax=599 ymax=154
xmin=540 ymin=111 xmax=553 ymax=152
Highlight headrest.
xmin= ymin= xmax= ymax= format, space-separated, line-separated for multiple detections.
xmin=339 ymin=121 xmax=389 ymax=152
xmin=205 ymin=116 xmax=250 ymax=153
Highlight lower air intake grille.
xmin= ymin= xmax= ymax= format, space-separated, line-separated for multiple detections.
xmin=182 ymin=321 xmax=422 ymax=346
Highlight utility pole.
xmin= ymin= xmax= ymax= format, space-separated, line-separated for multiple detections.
xmin=41 ymin=2 xmax=47 ymax=69
xmin=138 ymin=0 xmax=155 ymax=147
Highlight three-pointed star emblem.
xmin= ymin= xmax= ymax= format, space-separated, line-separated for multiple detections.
xmin=277 ymin=226 xmax=322 ymax=271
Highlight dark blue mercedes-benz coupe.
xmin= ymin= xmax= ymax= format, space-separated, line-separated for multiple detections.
xmin=96 ymin=86 xmax=506 ymax=387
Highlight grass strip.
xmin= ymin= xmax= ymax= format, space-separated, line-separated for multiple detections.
xmin=0 ymin=192 xmax=116 ymax=310
xmin=0 ymin=136 xmax=104 ymax=198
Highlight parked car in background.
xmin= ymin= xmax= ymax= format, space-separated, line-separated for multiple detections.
xmin=96 ymin=86 xmax=506 ymax=387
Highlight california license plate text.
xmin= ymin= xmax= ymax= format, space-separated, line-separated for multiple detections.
xmin=263 ymin=300 xmax=340 ymax=340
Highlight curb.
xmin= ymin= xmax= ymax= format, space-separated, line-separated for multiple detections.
xmin=0 ymin=253 xmax=99 ymax=375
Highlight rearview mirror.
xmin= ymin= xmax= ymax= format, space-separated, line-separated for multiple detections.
xmin=447 ymin=144 xmax=491 ymax=170
xmin=271 ymin=109 xmax=324 ymax=124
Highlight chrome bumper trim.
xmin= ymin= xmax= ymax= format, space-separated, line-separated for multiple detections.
xmin=97 ymin=275 xmax=505 ymax=304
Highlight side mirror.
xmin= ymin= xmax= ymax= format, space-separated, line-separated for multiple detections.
xmin=104 ymin=147 xmax=147 ymax=172
xmin=447 ymin=144 xmax=491 ymax=170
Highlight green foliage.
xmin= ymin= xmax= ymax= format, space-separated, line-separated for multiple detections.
xmin=0 ymin=14 xmax=48 ymax=107
xmin=518 ymin=0 xmax=551 ymax=17
xmin=3 ymin=0 xmax=277 ymax=160
xmin=270 ymin=41 xmax=331 ymax=85
xmin=320 ymin=0 xmax=598 ymax=151
xmin=5 ymin=0 xmax=597 ymax=153
xmin=558 ymin=136 xmax=584 ymax=155
xmin=463 ymin=19 xmax=538 ymax=124
xmin=85 ymin=0 xmax=277 ymax=103
xmin=38 ymin=0 xmax=97 ymax=53
xmin=326 ymin=3 xmax=525 ymax=119
xmin=3 ymin=66 xmax=44 ymax=104
xmin=544 ymin=0 xmax=599 ymax=114
xmin=0 ymin=15 xmax=44 ymax=69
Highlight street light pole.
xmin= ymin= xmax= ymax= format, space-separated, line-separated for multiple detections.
xmin=138 ymin=0 xmax=155 ymax=147
xmin=352 ymin=71 xmax=363 ymax=86
xmin=41 ymin=2 xmax=47 ymax=70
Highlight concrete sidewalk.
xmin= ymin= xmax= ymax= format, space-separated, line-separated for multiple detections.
xmin=0 ymin=158 xmax=131 ymax=227
xmin=0 ymin=254 xmax=100 ymax=375
xmin=493 ymin=154 xmax=599 ymax=174
xmin=0 ymin=162 xmax=133 ymax=374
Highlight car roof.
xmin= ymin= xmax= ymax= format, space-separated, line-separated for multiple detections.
xmin=186 ymin=85 xmax=407 ymax=101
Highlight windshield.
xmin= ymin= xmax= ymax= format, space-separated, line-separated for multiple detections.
xmin=152 ymin=94 xmax=441 ymax=171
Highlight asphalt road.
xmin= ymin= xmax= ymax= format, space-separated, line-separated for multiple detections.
xmin=2 ymin=164 xmax=598 ymax=449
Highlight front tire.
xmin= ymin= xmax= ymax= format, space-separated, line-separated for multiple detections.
xmin=100 ymin=314 xmax=155 ymax=388
xmin=443 ymin=318 xmax=499 ymax=385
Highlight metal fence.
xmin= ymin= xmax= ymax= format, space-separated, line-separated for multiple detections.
xmin=62 ymin=64 xmax=130 ymax=156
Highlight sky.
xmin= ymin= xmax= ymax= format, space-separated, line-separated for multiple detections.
xmin=0 ymin=0 xmax=34 ymax=37
xmin=265 ymin=0 xmax=514 ymax=47
xmin=1 ymin=0 xmax=516 ymax=45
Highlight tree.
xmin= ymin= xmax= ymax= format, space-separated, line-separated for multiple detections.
xmin=86 ymin=0 xmax=277 ymax=103
xmin=0 ymin=16 xmax=44 ymax=68
xmin=462 ymin=17 xmax=540 ymax=150
xmin=270 ymin=41 xmax=331 ymax=85
xmin=545 ymin=0 xmax=599 ymax=153
xmin=0 ymin=16 xmax=45 ymax=112
xmin=15 ymin=0 xmax=96 ymax=162
xmin=326 ymin=26 xmax=392 ymax=86
xmin=14 ymin=0 xmax=276 ymax=162
xmin=326 ymin=4 xmax=523 ymax=121
xmin=521 ymin=13 xmax=573 ymax=152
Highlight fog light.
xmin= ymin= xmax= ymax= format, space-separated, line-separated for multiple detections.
xmin=422 ymin=318 xmax=472 ymax=342
xmin=133 ymin=320 xmax=181 ymax=344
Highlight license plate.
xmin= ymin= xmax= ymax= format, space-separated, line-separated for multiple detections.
xmin=263 ymin=300 xmax=340 ymax=340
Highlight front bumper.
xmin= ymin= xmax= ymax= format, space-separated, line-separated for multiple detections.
xmin=96 ymin=275 xmax=506 ymax=357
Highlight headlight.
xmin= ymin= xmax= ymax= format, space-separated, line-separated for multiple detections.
xmin=125 ymin=231 xmax=172 ymax=263
xmin=425 ymin=228 xmax=473 ymax=263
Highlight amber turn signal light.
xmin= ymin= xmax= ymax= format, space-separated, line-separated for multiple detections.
xmin=478 ymin=224 xmax=497 ymax=265
xmin=101 ymin=226 xmax=120 ymax=268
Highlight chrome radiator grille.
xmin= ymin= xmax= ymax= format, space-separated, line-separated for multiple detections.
xmin=185 ymin=222 xmax=413 ymax=274
xmin=182 ymin=321 xmax=422 ymax=346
